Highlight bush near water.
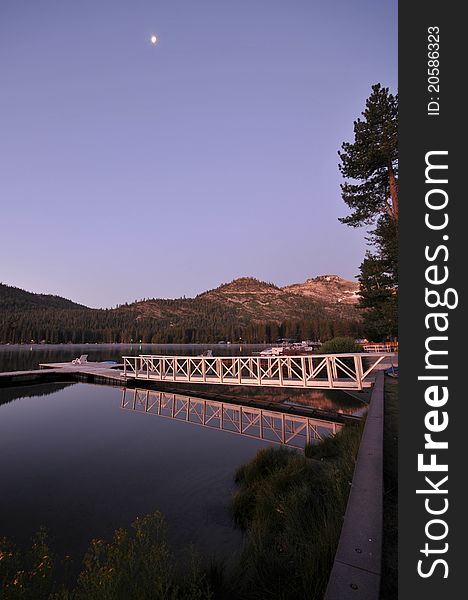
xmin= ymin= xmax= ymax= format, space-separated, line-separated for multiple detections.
xmin=318 ymin=336 xmax=363 ymax=354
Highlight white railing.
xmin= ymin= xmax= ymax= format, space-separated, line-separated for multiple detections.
xmin=121 ymin=353 xmax=388 ymax=390
xmin=363 ymin=343 xmax=398 ymax=353
xmin=121 ymin=388 xmax=343 ymax=449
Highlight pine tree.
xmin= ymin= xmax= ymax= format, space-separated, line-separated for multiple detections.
xmin=339 ymin=84 xmax=398 ymax=340
xmin=339 ymin=84 xmax=398 ymax=226
xmin=358 ymin=252 xmax=398 ymax=341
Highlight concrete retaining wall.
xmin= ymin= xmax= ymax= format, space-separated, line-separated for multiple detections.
xmin=324 ymin=370 xmax=384 ymax=599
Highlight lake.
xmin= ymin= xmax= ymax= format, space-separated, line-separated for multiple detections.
xmin=0 ymin=343 xmax=266 ymax=373
xmin=0 ymin=381 xmax=274 ymax=567
xmin=0 ymin=344 xmax=366 ymax=572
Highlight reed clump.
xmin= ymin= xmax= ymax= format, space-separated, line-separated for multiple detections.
xmin=229 ymin=421 xmax=364 ymax=600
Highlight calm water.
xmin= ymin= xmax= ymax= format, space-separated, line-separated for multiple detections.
xmin=0 ymin=382 xmax=276 ymax=565
xmin=0 ymin=343 xmax=267 ymax=373
xmin=0 ymin=344 xmax=369 ymax=416
xmin=0 ymin=346 xmax=366 ymax=569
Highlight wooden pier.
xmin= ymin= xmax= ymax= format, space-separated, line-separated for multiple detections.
xmin=1 ymin=353 xmax=396 ymax=393
xmin=0 ymin=362 xmax=126 ymax=387
xmin=40 ymin=361 xmax=126 ymax=385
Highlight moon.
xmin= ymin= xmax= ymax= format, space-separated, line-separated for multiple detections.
xmin=150 ymin=34 xmax=158 ymax=45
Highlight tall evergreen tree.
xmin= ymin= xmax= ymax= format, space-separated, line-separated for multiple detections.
xmin=358 ymin=251 xmax=398 ymax=341
xmin=339 ymin=84 xmax=398 ymax=340
xmin=339 ymin=84 xmax=398 ymax=226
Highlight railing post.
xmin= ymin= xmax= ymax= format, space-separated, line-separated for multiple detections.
xmin=326 ymin=356 xmax=334 ymax=388
xmin=301 ymin=356 xmax=307 ymax=387
xmin=310 ymin=355 xmax=314 ymax=378
xmin=354 ymin=355 xmax=363 ymax=390
xmin=331 ymin=356 xmax=338 ymax=380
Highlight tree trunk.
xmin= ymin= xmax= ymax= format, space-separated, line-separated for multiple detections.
xmin=388 ymin=163 xmax=398 ymax=221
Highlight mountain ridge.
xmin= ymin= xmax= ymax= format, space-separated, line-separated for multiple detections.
xmin=0 ymin=276 xmax=362 ymax=344
xmin=1 ymin=274 xmax=359 ymax=312
xmin=0 ymin=282 xmax=87 ymax=310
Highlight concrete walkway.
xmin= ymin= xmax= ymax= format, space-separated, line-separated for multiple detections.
xmin=324 ymin=370 xmax=384 ymax=599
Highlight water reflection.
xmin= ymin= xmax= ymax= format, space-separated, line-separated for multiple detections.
xmin=0 ymin=382 xmax=277 ymax=564
xmin=282 ymin=388 xmax=369 ymax=417
xmin=122 ymin=388 xmax=343 ymax=449
xmin=0 ymin=382 xmax=76 ymax=408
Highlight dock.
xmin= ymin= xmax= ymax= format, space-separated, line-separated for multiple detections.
xmin=40 ymin=361 xmax=126 ymax=385
xmin=0 ymin=362 xmax=126 ymax=387
xmin=0 ymin=352 xmax=397 ymax=392
xmin=0 ymin=359 xmax=364 ymax=426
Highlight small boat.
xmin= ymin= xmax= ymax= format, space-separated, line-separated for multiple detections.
xmin=259 ymin=341 xmax=321 ymax=356
xmin=385 ymin=366 xmax=399 ymax=378
xmin=259 ymin=346 xmax=284 ymax=356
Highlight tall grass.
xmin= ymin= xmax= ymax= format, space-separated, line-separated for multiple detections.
xmin=229 ymin=422 xmax=364 ymax=600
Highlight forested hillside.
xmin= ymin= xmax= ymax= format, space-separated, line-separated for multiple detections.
xmin=0 ymin=277 xmax=363 ymax=344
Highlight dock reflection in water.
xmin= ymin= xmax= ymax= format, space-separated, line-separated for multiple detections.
xmin=121 ymin=388 xmax=343 ymax=449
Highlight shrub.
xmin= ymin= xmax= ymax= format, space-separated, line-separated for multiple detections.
xmin=0 ymin=514 xmax=213 ymax=600
xmin=318 ymin=336 xmax=362 ymax=354
xmin=0 ymin=528 xmax=63 ymax=600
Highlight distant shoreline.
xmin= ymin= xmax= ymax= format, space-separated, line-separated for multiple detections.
xmin=0 ymin=342 xmax=268 ymax=348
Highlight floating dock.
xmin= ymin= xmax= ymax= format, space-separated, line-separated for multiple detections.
xmin=0 ymin=362 xmax=126 ymax=387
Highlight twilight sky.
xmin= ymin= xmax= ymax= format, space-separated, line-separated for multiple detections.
xmin=0 ymin=0 xmax=397 ymax=308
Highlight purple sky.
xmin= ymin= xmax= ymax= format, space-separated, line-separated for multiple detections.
xmin=1 ymin=0 xmax=397 ymax=308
